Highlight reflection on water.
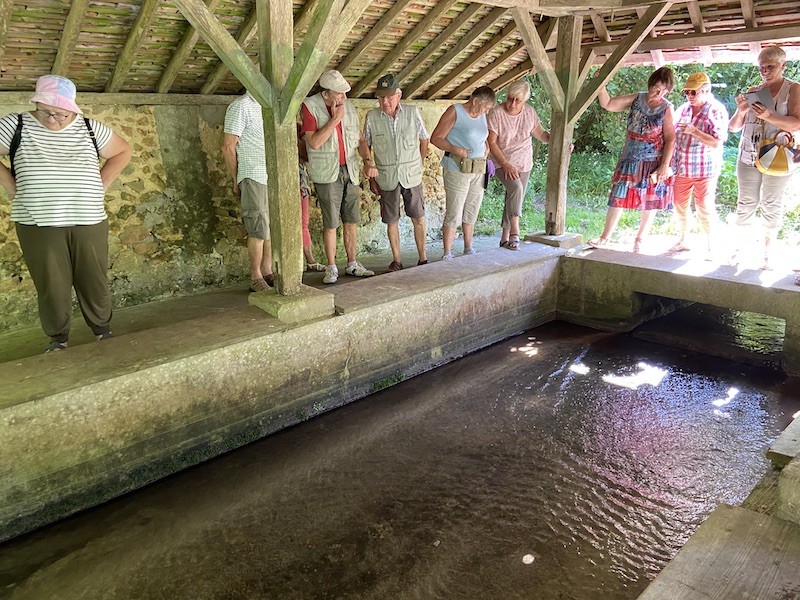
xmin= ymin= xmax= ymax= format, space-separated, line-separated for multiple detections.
xmin=1 ymin=324 xmax=799 ymax=600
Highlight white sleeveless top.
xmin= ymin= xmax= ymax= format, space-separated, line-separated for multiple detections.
xmin=739 ymin=78 xmax=798 ymax=166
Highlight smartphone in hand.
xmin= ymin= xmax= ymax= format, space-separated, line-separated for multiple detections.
xmin=745 ymin=88 xmax=772 ymax=107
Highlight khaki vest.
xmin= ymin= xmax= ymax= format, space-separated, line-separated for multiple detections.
xmin=302 ymin=93 xmax=360 ymax=184
xmin=367 ymin=105 xmax=423 ymax=191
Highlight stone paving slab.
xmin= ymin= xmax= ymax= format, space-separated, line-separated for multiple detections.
xmin=769 ymin=416 xmax=800 ymax=468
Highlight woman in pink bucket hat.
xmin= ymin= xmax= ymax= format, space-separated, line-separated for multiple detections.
xmin=0 ymin=74 xmax=131 ymax=352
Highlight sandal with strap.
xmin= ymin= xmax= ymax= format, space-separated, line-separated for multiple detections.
xmin=587 ymin=237 xmax=610 ymax=249
xmin=507 ymin=234 xmax=520 ymax=250
xmin=633 ymin=237 xmax=642 ymax=253
xmin=306 ymin=262 xmax=326 ymax=272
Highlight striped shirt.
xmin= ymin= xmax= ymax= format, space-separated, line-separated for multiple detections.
xmin=224 ymin=93 xmax=268 ymax=184
xmin=0 ymin=112 xmax=112 ymax=226
xmin=673 ymin=96 xmax=729 ymax=178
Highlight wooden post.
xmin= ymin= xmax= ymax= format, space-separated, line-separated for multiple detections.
xmin=258 ymin=0 xmax=303 ymax=295
xmin=544 ymin=16 xmax=581 ymax=236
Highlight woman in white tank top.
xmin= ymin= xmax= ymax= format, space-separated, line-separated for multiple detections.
xmin=729 ymin=46 xmax=800 ymax=271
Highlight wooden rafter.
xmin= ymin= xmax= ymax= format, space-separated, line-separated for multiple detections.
xmin=513 ymin=7 xmax=565 ymax=112
xmin=172 ymin=0 xmax=272 ymax=107
xmin=350 ymin=0 xmax=458 ymax=97
xmin=106 ymin=0 xmax=160 ymax=93
xmin=200 ymin=8 xmax=258 ymax=95
xmin=157 ymin=0 xmax=223 ymax=94
xmin=0 ymin=0 xmax=12 ymax=68
xmin=52 ymin=0 xmax=90 ymax=76
xmin=404 ymin=7 xmax=507 ymax=98
xmin=487 ymin=60 xmax=533 ymax=93
xmin=570 ymin=2 xmax=672 ymax=123
xmin=577 ymin=48 xmax=596 ymax=88
xmin=741 ymin=0 xmax=756 ymax=29
xmin=590 ymin=12 xmax=611 ymax=42
xmin=424 ymin=17 xmax=519 ymax=99
xmin=293 ymin=0 xmax=320 ymax=34
xmin=447 ymin=41 xmax=525 ymax=99
xmin=687 ymin=1 xmax=705 ymax=34
xmin=394 ymin=4 xmax=483 ymax=88
xmin=335 ymin=1 xmax=408 ymax=76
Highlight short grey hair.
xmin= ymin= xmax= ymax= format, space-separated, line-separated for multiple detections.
xmin=470 ymin=86 xmax=496 ymax=105
xmin=759 ymin=45 xmax=787 ymax=65
xmin=507 ymin=81 xmax=531 ymax=102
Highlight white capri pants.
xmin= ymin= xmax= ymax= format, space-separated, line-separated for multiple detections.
xmin=443 ymin=168 xmax=485 ymax=228
xmin=736 ymin=160 xmax=792 ymax=232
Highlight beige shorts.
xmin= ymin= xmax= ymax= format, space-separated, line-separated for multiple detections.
xmin=239 ymin=178 xmax=270 ymax=240
xmin=442 ymin=168 xmax=485 ymax=228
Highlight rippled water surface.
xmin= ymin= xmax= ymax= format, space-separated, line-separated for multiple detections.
xmin=2 ymin=324 xmax=799 ymax=600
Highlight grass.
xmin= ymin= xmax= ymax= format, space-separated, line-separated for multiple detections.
xmin=476 ymin=150 xmax=800 ymax=246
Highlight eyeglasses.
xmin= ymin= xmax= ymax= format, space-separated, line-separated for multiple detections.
xmin=759 ymin=64 xmax=780 ymax=73
xmin=36 ymin=108 xmax=71 ymax=122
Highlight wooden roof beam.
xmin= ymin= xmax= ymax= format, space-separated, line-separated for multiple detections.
xmin=589 ymin=22 xmax=800 ymax=55
xmin=741 ymin=0 xmax=756 ymax=29
xmin=513 ymin=7 xmax=564 ymax=112
xmin=687 ymin=1 xmax=705 ymax=34
xmin=200 ymin=8 xmax=258 ymax=95
xmin=0 ymin=0 xmax=12 ymax=68
xmin=293 ymin=0 xmax=320 ymax=34
xmin=52 ymin=0 xmax=91 ymax=76
xmin=424 ymin=16 xmax=521 ymax=99
xmin=446 ymin=41 xmax=525 ymax=99
xmin=590 ymin=12 xmax=611 ymax=42
xmin=487 ymin=59 xmax=532 ymax=92
xmin=394 ymin=4 xmax=483 ymax=89
xmin=157 ymin=0 xmax=223 ymax=94
xmin=335 ymin=1 xmax=409 ymax=76
xmin=106 ymin=0 xmax=160 ymax=93
xmin=173 ymin=0 xmax=272 ymax=108
xmin=404 ymin=7 xmax=507 ymax=98
xmin=570 ymin=2 xmax=673 ymax=123
xmin=350 ymin=0 xmax=458 ymax=97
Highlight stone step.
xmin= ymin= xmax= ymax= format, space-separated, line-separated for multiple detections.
xmin=769 ymin=415 xmax=800 ymax=468
xmin=638 ymin=504 xmax=800 ymax=600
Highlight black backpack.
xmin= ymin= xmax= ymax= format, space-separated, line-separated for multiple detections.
xmin=9 ymin=113 xmax=100 ymax=177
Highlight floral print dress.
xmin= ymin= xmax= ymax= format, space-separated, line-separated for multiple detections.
xmin=608 ymin=92 xmax=674 ymax=210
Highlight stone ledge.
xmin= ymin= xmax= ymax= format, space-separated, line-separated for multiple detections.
xmin=526 ymin=232 xmax=584 ymax=249
xmin=769 ymin=415 xmax=800 ymax=468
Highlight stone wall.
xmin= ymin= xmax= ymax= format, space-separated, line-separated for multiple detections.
xmin=0 ymin=99 xmax=450 ymax=332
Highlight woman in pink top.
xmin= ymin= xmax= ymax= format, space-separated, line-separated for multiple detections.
xmin=487 ymin=81 xmax=551 ymax=250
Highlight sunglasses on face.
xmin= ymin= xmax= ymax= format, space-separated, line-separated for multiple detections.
xmin=683 ymin=90 xmax=702 ymax=97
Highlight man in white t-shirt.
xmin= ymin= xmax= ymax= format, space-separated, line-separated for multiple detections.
xmin=222 ymin=92 xmax=274 ymax=292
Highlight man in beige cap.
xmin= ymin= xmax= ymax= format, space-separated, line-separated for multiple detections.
xmin=300 ymin=69 xmax=374 ymax=284
xmin=671 ymin=71 xmax=729 ymax=257
xmin=359 ymin=74 xmax=429 ymax=272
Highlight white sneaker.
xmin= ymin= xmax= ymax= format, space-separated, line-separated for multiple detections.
xmin=344 ymin=262 xmax=375 ymax=277
xmin=442 ymin=253 xmax=453 ymax=260
xmin=323 ymin=265 xmax=338 ymax=284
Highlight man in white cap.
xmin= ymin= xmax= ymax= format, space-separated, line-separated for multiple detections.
xmin=0 ymin=74 xmax=131 ymax=352
xmin=222 ymin=90 xmax=274 ymax=292
xmin=300 ymin=69 xmax=374 ymax=284
xmin=359 ymin=74 xmax=429 ymax=272
xmin=671 ymin=71 xmax=729 ymax=257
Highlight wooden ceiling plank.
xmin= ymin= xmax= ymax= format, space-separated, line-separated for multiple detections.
xmin=590 ymin=12 xmax=611 ymax=42
xmin=424 ymin=17 xmax=519 ymax=99
xmin=106 ymin=0 xmax=161 ymax=93
xmin=173 ymin=0 xmax=273 ymax=107
xmin=335 ymin=1 xmax=409 ymax=75
xmin=394 ymin=4 xmax=483 ymax=87
xmin=687 ymin=1 xmax=705 ymax=34
xmin=447 ymin=41 xmax=525 ymax=99
xmin=0 ymin=0 xmax=14 ymax=68
xmin=741 ymin=0 xmax=756 ymax=29
xmin=570 ymin=2 xmax=672 ymax=123
xmin=200 ymin=8 xmax=258 ymax=95
xmin=157 ymin=0 xmax=223 ymax=94
xmin=52 ymin=0 xmax=91 ymax=76
xmin=293 ymin=0 xmax=321 ymax=34
xmin=513 ymin=6 xmax=565 ymax=112
xmin=404 ymin=7 xmax=507 ymax=98
xmin=350 ymin=0 xmax=458 ymax=97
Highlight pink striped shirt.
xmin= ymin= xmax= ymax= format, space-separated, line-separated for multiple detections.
xmin=672 ymin=96 xmax=729 ymax=178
